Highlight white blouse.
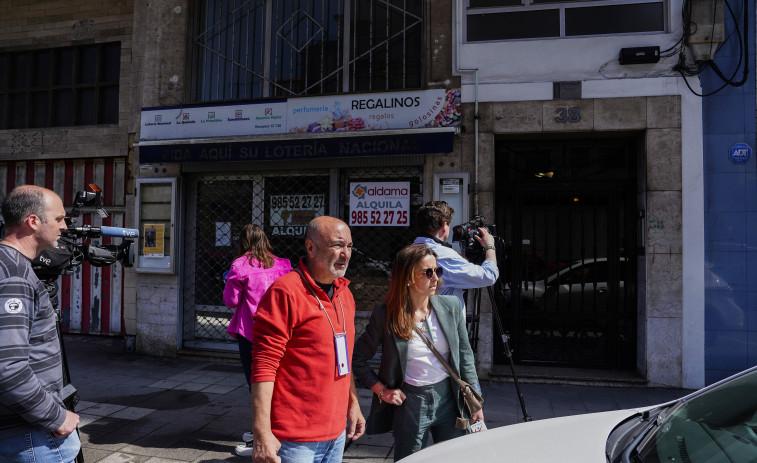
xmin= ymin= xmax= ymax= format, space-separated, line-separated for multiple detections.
xmin=404 ymin=309 xmax=451 ymax=386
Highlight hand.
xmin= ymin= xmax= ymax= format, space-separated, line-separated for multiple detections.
xmin=252 ymin=430 xmax=281 ymax=463
xmin=474 ymin=227 xmax=495 ymax=247
xmin=53 ymin=410 xmax=79 ymax=438
xmin=347 ymin=403 xmax=366 ymax=440
xmin=382 ymin=388 xmax=406 ymax=406
xmin=470 ymin=409 xmax=484 ymax=424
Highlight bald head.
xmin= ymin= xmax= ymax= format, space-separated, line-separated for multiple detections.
xmin=304 ymin=216 xmax=353 ymax=284
xmin=1 ymin=185 xmax=67 ymax=259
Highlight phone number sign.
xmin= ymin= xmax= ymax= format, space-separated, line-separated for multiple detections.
xmin=349 ymin=182 xmax=410 ymax=227
xmin=269 ymin=194 xmax=325 ymax=236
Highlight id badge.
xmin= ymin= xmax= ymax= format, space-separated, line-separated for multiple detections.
xmin=334 ymin=333 xmax=350 ymax=376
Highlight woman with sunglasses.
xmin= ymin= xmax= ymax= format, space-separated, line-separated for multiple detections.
xmin=353 ymin=244 xmax=484 ymax=461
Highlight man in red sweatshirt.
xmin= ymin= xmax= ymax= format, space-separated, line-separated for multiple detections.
xmin=250 ymin=216 xmax=365 ymax=463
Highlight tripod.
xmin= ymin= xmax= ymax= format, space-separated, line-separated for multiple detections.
xmin=44 ymin=279 xmax=85 ymax=463
xmin=467 ymin=285 xmax=532 ymax=422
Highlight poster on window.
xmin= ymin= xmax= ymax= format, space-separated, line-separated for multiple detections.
xmin=143 ymin=224 xmax=165 ymax=257
xmin=349 ymin=182 xmax=410 ymax=227
xmin=269 ymin=194 xmax=326 ymax=236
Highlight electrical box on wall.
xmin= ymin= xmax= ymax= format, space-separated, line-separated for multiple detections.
xmin=619 ymin=46 xmax=661 ymax=65
xmin=687 ymin=0 xmax=725 ymax=61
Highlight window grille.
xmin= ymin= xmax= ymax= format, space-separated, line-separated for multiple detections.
xmin=0 ymin=43 xmax=121 ymax=129
xmin=182 ymin=163 xmax=423 ymax=348
xmin=192 ymin=0 xmax=424 ymax=101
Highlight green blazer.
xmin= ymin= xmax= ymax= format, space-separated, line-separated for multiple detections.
xmin=352 ymin=294 xmax=480 ymax=434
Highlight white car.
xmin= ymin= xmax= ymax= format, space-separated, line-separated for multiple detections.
xmin=401 ymin=366 xmax=757 ymax=462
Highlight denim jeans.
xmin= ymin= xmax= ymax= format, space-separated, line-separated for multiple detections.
xmin=0 ymin=429 xmax=81 ymax=463
xmin=277 ymin=430 xmax=346 ymax=463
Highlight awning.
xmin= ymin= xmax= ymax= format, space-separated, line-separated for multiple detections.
xmin=135 ymin=127 xmax=455 ymax=164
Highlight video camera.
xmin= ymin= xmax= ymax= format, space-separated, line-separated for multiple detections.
xmin=32 ymin=184 xmax=139 ymax=281
xmin=451 ymin=215 xmax=497 ymax=265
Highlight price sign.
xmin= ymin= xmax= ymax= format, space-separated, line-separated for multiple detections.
xmin=349 ymin=182 xmax=410 ymax=227
xmin=269 ymin=194 xmax=325 ymax=236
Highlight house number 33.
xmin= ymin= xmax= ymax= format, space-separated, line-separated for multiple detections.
xmin=555 ymin=107 xmax=581 ymax=123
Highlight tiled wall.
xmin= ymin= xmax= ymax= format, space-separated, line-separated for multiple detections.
xmin=702 ymin=7 xmax=757 ymax=384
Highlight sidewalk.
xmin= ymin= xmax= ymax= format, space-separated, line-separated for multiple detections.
xmin=64 ymin=335 xmax=688 ymax=463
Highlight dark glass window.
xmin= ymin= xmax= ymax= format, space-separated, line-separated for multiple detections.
xmin=468 ymin=10 xmax=560 ymax=41
xmin=0 ymin=42 xmax=120 ymax=129
xmin=565 ymin=3 xmax=664 ymax=35
xmin=467 ymin=0 xmax=665 ymax=41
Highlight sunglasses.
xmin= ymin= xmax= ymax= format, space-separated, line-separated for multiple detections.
xmin=418 ymin=267 xmax=444 ymax=279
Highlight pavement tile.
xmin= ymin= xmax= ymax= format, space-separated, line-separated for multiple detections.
xmin=83 ymin=403 xmax=129 ymax=417
xmin=97 ymin=453 xmax=151 ymax=463
xmin=80 ymin=447 xmax=113 ymax=463
xmin=173 ymin=382 xmax=210 ymax=392
xmin=78 ymin=413 xmax=104 ymax=428
xmin=76 ymin=400 xmax=99 ymax=412
xmin=201 ymin=384 xmax=241 ymax=394
xmin=110 ymin=406 xmax=157 ymax=420
xmin=148 ymin=380 xmax=185 ymax=389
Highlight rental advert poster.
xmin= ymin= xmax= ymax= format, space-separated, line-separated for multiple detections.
xmin=269 ymin=194 xmax=326 ymax=236
xmin=349 ymin=182 xmax=410 ymax=227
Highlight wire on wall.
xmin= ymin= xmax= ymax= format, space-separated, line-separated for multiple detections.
xmin=675 ymin=0 xmax=749 ymax=97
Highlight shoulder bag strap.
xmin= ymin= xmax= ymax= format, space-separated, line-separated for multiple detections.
xmin=412 ymin=324 xmax=466 ymax=390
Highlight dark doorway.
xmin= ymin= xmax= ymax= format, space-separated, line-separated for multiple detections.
xmin=493 ymin=136 xmax=638 ymax=369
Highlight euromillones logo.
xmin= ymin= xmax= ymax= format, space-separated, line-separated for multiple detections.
xmin=351 ymin=184 xmax=366 ymax=199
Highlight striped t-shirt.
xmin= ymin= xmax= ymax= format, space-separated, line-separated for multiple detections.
xmin=0 ymin=243 xmax=67 ymax=438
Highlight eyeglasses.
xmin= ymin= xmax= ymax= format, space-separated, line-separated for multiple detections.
xmin=418 ymin=267 xmax=444 ymax=279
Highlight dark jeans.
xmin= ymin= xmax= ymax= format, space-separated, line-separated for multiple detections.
xmin=392 ymin=378 xmax=464 ymax=461
xmin=238 ymin=336 xmax=252 ymax=389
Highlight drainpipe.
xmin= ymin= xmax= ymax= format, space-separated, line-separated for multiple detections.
xmin=453 ymin=0 xmax=480 ymax=216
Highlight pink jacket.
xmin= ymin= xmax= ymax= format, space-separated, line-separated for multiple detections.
xmin=223 ymin=254 xmax=292 ymax=341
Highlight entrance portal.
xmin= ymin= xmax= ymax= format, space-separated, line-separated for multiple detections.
xmin=494 ymin=137 xmax=638 ymax=369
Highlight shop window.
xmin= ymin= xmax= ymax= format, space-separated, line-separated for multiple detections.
xmin=192 ymin=0 xmax=424 ymax=102
xmin=0 ymin=42 xmax=121 ymax=129
xmin=466 ymin=0 xmax=665 ymax=41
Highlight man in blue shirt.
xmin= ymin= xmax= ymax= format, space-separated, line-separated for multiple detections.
xmin=413 ymin=201 xmax=499 ymax=314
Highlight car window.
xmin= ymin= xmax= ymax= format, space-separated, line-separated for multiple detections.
xmin=635 ymin=369 xmax=757 ymax=462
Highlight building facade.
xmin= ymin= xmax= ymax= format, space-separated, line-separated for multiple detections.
xmin=2 ymin=0 xmax=753 ymax=389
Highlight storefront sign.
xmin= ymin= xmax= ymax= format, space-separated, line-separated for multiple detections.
xmin=140 ymin=89 xmax=461 ymax=141
xmin=288 ymin=89 xmax=461 ymax=133
xmin=138 ymin=131 xmax=454 ymax=163
xmin=141 ymin=101 xmax=288 ymax=140
xmin=349 ymin=182 xmax=410 ymax=227
xmin=729 ymin=143 xmax=752 ymax=164
xmin=269 ymin=194 xmax=325 ymax=236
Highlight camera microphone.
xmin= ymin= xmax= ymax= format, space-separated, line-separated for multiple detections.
xmin=66 ymin=225 xmax=139 ymax=239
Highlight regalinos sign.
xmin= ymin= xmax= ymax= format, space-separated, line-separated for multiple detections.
xmin=140 ymin=89 xmax=461 ymax=140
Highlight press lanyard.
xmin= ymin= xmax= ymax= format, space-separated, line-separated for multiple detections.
xmin=296 ymin=268 xmax=350 ymax=376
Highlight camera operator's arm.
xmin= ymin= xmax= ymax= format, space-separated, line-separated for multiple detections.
xmin=473 ymin=227 xmax=497 ymax=267
xmin=433 ymin=243 xmax=499 ymax=290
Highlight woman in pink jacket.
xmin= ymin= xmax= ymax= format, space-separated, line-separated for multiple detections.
xmin=223 ymin=224 xmax=291 ymax=456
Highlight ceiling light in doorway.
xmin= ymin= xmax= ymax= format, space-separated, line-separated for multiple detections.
xmin=572 ymin=197 xmax=580 ymax=203
xmin=535 ymin=172 xmax=554 ymax=178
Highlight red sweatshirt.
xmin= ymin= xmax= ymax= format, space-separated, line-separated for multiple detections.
xmin=251 ymin=258 xmax=356 ymax=442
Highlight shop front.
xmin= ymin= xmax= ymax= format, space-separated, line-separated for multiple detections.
xmin=134 ymin=89 xmax=462 ymax=353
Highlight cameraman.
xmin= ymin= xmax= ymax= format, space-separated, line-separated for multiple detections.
xmin=0 ymin=186 xmax=81 ymax=462
xmin=413 ymin=201 xmax=499 ymax=314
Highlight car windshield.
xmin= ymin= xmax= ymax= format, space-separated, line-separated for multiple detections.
xmin=634 ymin=368 xmax=757 ymax=462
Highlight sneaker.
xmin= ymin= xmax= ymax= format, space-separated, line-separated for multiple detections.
xmin=242 ymin=432 xmax=253 ymax=442
xmin=235 ymin=439 xmax=253 ymax=457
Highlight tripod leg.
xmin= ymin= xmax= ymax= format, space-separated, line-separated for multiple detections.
xmin=488 ymin=286 xmax=532 ymax=422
